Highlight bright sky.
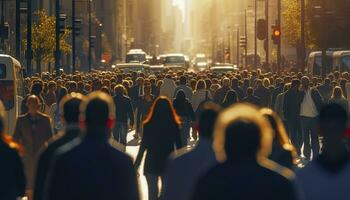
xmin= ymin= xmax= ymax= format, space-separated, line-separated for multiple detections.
xmin=172 ymin=0 xmax=185 ymax=19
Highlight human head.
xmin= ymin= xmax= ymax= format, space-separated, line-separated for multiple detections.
xmin=196 ymin=79 xmax=206 ymax=90
xmin=31 ymin=82 xmax=43 ymax=96
xmin=301 ymin=76 xmax=310 ymax=89
xmin=26 ymin=95 xmax=41 ymax=115
xmin=60 ymin=93 xmax=85 ymax=125
xmin=332 ymin=86 xmax=344 ymax=99
xmin=198 ymin=103 xmax=220 ymax=140
xmin=80 ymin=91 xmax=116 ymax=134
xmin=114 ymin=84 xmax=126 ymax=96
xmin=179 ymin=76 xmax=187 ymax=85
xmin=247 ymin=87 xmax=254 ymax=96
xmin=175 ymin=90 xmax=186 ymax=100
xmin=222 ymin=78 xmax=230 ymax=88
xmin=319 ymin=104 xmax=347 ymax=146
xmin=213 ymin=104 xmax=272 ymax=162
xmin=223 ymin=90 xmax=238 ymax=104
xmin=291 ymin=79 xmax=301 ymax=89
xmin=144 ymin=85 xmax=152 ymax=95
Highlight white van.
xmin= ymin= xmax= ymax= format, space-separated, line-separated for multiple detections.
xmin=307 ymin=51 xmax=335 ymax=76
xmin=0 ymin=54 xmax=24 ymax=135
xmin=332 ymin=51 xmax=350 ymax=72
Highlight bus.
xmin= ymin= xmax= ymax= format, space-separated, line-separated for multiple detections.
xmin=0 ymin=54 xmax=24 ymax=135
xmin=126 ymin=49 xmax=147 ymax=63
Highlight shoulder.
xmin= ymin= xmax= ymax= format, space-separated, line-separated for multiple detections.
xmin=260 ymin=158 xmax=295 ymax=180
xmin=38 ymin=112 xmax=51 ymax=120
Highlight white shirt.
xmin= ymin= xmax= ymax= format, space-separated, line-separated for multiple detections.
xmin=300 ymin=89 xmax=318 ymax=118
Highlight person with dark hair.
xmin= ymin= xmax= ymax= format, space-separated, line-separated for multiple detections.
xmin=33 ymin=93 xmax=84 ymax=200
xmin=231 ymin=78 xmax=245 ymax=100
xmin=134 ymin=97 xmax=183 ymax=200
xmin=162 ymin=103 xmax=220 ymax=200
xmin=318 ymin=78 xmax=333 ymax=103
xmin=46 ymin=91 xmax=139 ymax=200
xmin=160 ymin=75 xmax=177 ymax=100
xmin=0 ymin=101 xmax=26 ymax=200
xmin=192 ymin=104 xmax=296 ymax=200
xmin=329 ymin=86 xmax=348 ymax=112
xmin=296 ymin=104 xmax=350 ymax=200
xmin=242 ymin=87 xmax=261 ymax=107
xmin=50 ymin=87 xmax=68 ymax=133
xmin=284 ymin=79 xmax=303 ymax=156
xmin=213 ymin=78 xmax=231 ymax=104
xmin=14 ymin=95 xmax=52 ymax=191
xmin=261 ymin=109 xmax=296 ymax=169
xmin=113 ymin=84 xmax=134 ymax=149
xmin=221 ymin=90 xmax=238 ymax=109
xmin=21 ymin=82 xmax=46 ymax=114
xmin=174 ymin=76 xmax=193 ymax=102
xmin=173 ymin=90 xmax=195 ymax=146
xmin=254 ymin=79 xmax=272 ymax=108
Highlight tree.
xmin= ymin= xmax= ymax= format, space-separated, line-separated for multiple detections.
xmin=282 ymin=0 xmax=316 ymax=49
xmin=23 ymin=10 xmax=71 ymax=73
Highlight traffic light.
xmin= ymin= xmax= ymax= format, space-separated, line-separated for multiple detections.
xmin=90 ymin=35 xmax=96 ymax=48
xmin=239 ymin=36 xmax=247 ymax=48
xmin=257 ymin=19 xmax=267 ymax=40
xmin=58 ymin=14 xmax=67 ymax=34
xmin=74 ymin=19 xmax=82 ymax=36
xmin=271 ymin=25 xmax=281 ymax=45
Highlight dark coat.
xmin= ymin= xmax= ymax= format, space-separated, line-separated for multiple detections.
xmin=192 ymin=160 xmax=296 ymax=200
xmin=213 ymin=86 xmax=231 ymax=104
xmin=129 ymin=85 xmax=143 ymax=107
xmin=271 ymin=85 xmax=284 ymax=109
xmin=254 ymin=86 xmax=272 ymax=107
xmin=318 ymin=83 xmax=333 ymax=102
xmin=135 ymin=122 xmax=182 ymax=175
xmin=173 ymin=98 xmax=195 ymax=121
xmin=33 ymin=127 xmax=80 ymax=200
xmin=46 ymin=134 xmax=139 ymax=200
xmin=0 ymin=140 xmax=26 ymax=200
xmin=283 ymin=89 xmax=303 ymax=122
xmin=232 ymin=86 xmax=245 ymax=100
xmin=113 ymin=94 xmax=135 ymax=125
xmin=242 ymin=95 xmax=261 ymax=107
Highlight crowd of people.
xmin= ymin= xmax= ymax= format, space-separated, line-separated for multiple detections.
xmin=1 ymin=68 xmax=350 ymax=200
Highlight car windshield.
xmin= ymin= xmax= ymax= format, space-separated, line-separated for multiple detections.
xmin=341 ymin=56 xmax=350 ymax=71
xmin=0 ymin=64 xmax=6 ymax=79
xmin=126 ymin=54 xmax=146 ymax=63
xmin=165 ymin=56 xmax=185 ymax=64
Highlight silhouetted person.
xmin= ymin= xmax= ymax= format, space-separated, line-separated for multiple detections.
xmin=134 ymin=97 xmax=183 ymax=200
xmin=14 ymin=95 xmax=53 ymax=189
xmin=242 ymin=87 xmax=261 ymax=107
xmin=113 ymin=84 xmax=134 ymax=150
xmin=193 ymin=104 xmax=296 ymax=200
xmin=296 ymin=104 xmax=350 ymax=200
xmin=284 ymin=79 xmax=303 ymax=155
xmin=162 ymin=103 xmax=220 ymax=200
xmin=33 ymin=93 xmax=84 ymax=200
xmin=21 ymin=82 xmax=46 ymax=114
xmin=221 ymin=90 xmax=238 ymax=108
xmin=174 ymin=76 xmax=193 ymax=102
xmin=46 ymin=92 xmax=139 ymax=200
xmin=137 ymin=85 xmax=155 ymax=137
xmin=261 ymin=109 xmax=296 ymax=169
xmin=173 ymin=90 xmax=195 ymax=146
xmin=0 ymin=101 xmax=26 ymax=200
xmin=254 ymin=79 xmax=272 ymax=107
xmin=213 ymin=78 xmax=231 ymax=104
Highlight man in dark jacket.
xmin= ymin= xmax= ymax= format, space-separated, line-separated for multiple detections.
xmin=213 ymin=78 xmax=231 ymax=104
xmin=113 ymin=85 xmax=134 ymax=149
xmin=129 ymin=77 xmax=144 ymax=138
xmin=46 ymin=91 xmax=139 ymax=200
xmin=242 ymin=87 xmax=261 ymax=107
xmin=271 ymin=78 xmax=284 ymax=108
xmin=254 ymin=79 xmax=271 ymax=107
xmin=192 ymin=105 xmax=296 ymax=200
xmin=283 ymin=79 xmax=303 ymax=155
xmin=231 ymin=78 xmax=245 ymax=100
xmin=33 ymin=93 xmax=84 ymax=200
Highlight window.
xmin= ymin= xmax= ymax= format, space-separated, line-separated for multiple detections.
xmin=0 ymin=80 xmax=15 ymax=110
xmin=0 ymin=64 xmax=6 ymax=79
xmin=340 ymin=56 xmax=350 ymax=72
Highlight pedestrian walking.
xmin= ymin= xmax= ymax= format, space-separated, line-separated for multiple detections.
xmin=46 ymin=91 xmax=139 ymax=200
xmin=221 ymin=90 xmax=238 ymax=109
xmin=33 ymin=93 xmax=84 ymax=200
xmin=160 ymin=75 xmax=177 ymax=100
xmin=113 ymin=84 xmax=134 ymax=149
xmin=192 ymin=104 xmax=296 ymax=200
xmin=0 ymin=101 xmax=26 ymax=200
xmin=137 ymin=85 xmax=155 ymax=137
xmin=328 ymin=86 xmax=348 ymax=113
xmin=49 ymin=87 xmax=68 ymax=134
xmin=174 ymin=75 xmax=193 ymax=102
xmin=134 ymin=97 xmax=183 ymax=200
xmin=173 ymin=90 xmax=195 ymax=146
xmin=162 ymin=103 xmax=220 ymax=200
xmin=14 ymin=95 xmax=53 ymax=190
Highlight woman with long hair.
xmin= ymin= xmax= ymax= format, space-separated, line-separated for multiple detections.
xmin=134 ymin=97 xmax=183 ymax=200
xmin=260 ymin=108 xmax=296 ymax=169
xmin=0 ymin=101 xmax=26 ymax=200
xmin=173 ymin=90 xmax=195 ymax=146
xmin=329 ymin=86 xmax=348 ymax=113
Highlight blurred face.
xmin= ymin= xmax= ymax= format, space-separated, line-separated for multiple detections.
xmin=301 ymin=78 xmax=309 ymax=89
xmin=27 ymin=96 xmax=40 ymax=114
